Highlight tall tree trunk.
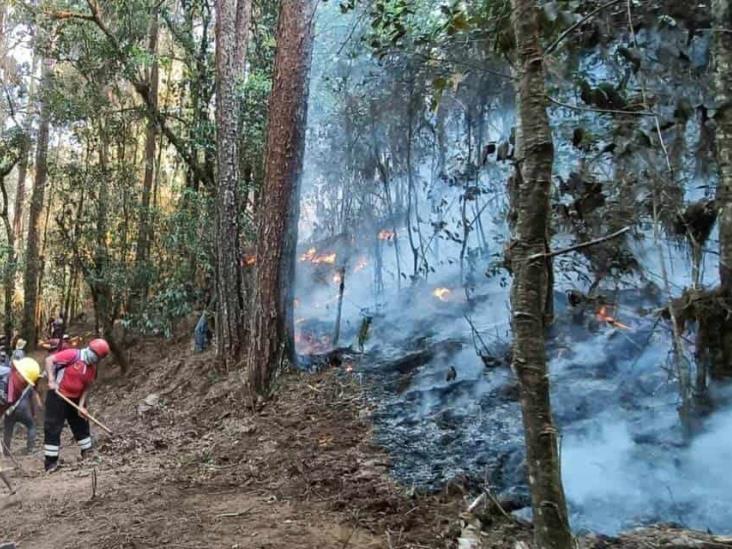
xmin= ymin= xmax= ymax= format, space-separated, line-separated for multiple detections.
xmin=509 ymin=0 xmax=572 ymax=547
xmin=713 ymin=0 xmax=732 ymax=379
xmin=12 ymin=52 xmax=38 ymax=249
xmin=132 ymin=11 xmax=160 ymax=312
xmin=94 ymin=127 xmax=128 ymax=373
xmin=214 ymin=0 xmax=251 ymax=364
xmin=21 ymin=57 xmax=53 ymax=350
xmin=247 ymin=0 xmax=317 ymax=398
xmin=0 ymin=171 xmax=17 ymax=344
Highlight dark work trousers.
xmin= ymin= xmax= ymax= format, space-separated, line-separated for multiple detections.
xmin=2 ymin=397 xmax=36 ymax=454
xmin=43 ymin=391 xmax=91 ymax=468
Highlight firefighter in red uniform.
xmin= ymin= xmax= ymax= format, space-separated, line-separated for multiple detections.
xmin=43 ymin=338 xmax=110 ymax=473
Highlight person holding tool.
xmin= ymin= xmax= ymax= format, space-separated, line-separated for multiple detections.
xmin=43 ymin=338 xmax=110 ymax=473
xmin=0 ymin=357 xmax=41 ymax=493
xmin=0 ymin=357 xmax=42 ymax=416
xmin=3 ymin=382 xmax=39 ymax=455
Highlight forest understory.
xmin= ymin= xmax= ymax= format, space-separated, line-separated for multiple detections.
xmin=1 ymin=324 xmax=731 ymax=549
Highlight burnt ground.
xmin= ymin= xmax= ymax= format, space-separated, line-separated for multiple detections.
xmin=2 ymin=335 xmax=732 ymax=548
xmin=0 ymin=336 xmax=527 ymax=549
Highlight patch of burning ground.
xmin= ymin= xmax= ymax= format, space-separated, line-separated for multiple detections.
xmin=352 ymin=286 xmax=732 ymax=536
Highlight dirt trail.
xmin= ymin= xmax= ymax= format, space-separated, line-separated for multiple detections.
xmin=0 ymin=338 xmax=497 ymax=549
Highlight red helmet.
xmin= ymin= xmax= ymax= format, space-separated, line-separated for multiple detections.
xmin=88 ymin=338 xmax=110 ymax=359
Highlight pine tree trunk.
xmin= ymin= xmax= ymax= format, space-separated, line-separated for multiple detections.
xmin=247 ymin=0 xmax=317 ymax=398
xmin=132 ymin=12 xmax=160 ymax=312
xmin=21 ymin=57 xmax=53 ymax=350
xmin=12 ymin=52 xmax=38 ymax=249
xmin=214 ymin=0 xmax=251 ymax=364
xmin=0 ymin=173 xmax=16 ymax=344
xmin=509 ymin=0 xmax=572 ymax=547
xmin=13 ymin=138 xmax=30 ymax=246
xmin=713 ymin=0 xmax=732 ymax=378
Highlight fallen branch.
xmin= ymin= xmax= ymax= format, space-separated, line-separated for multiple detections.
xmin=216 ymin=506 xmax=253 ymax=518
xmin=467 ymin=492 xmax=486 ymax=513
xmin=528 ymin=226 xmax=631 ymax=261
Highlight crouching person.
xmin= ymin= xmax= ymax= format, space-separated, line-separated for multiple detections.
xmin=43 ymin=339 xmax=110 ymax=473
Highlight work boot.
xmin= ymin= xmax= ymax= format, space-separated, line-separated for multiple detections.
xmin=45 ymin=460 xmax=60 ymax=474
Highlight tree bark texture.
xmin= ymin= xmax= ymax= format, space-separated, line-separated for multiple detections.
xmin=509 ymin=0 xmax=573 ymax=547
xmin=214 ymin=0 xmax=251 ymax=364
xmin=12 ymin=52 xmax=38 ymax=248
xmin=247 ymin=0 xmax=317 ymax=397
xmin=713 ymin=0 xmax=732 ymax=377
xmin=132 ymin=12 xmax=160 ymax=311
xmin=0 ymin=169 xmax=17 ymax=344
xmin=21 ymin=57 xmax=53 ymax=350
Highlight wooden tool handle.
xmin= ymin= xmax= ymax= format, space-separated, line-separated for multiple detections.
xmin=54 ymin=390 xmax=114 ymax=436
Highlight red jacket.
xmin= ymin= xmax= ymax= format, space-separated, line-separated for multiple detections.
xmin=53 ymin=349 xmax=96 ymax=399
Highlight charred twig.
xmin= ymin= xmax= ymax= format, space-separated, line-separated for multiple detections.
xmin=333 ymin=266 xmax=346 ymax=346
xmin=527 ymin=227 xmax=631 ymax=261
xmin=464 ymin=314 xmax=490 ymax=357
xmin=90 ymin=467 xmax=97 ymax=500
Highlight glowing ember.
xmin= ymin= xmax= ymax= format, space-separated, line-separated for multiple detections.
xmin=596 ymin=305 xmax=631 ymax=330
xmin=299 ymin=247 xmax=337 ymax=264
xmin=242 ymin=255 xmax=256 ymax=266
xmin=432 ymin=287 xmax=452 ymax=301
xmin=354 ymin=256 xmax=368 ymax=272
xmin=378 ymin=229 xmax=396 ymax=241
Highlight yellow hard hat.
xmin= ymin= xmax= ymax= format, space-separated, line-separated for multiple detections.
xmin=12 ymin=357 xmax=41 ymax=386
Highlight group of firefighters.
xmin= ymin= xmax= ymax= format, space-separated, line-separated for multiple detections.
xmin=0 ymin=314 xmax=110 ymax=474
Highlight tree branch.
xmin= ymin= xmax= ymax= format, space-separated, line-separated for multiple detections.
xmin=545 ymin=0 xmax=625 ymax=55
xmin=546 ymin=95 xmax=656 ymax=117
xmin=528 ymin=226 xmax=631 ymax=261
xmin=46 ymin=10 xmax=96 ymax=22
xmin=72 ymin=0 xmax=213 ymax=187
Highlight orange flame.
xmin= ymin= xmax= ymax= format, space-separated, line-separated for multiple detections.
xmin=432 ymin=287 xmax=451 ymax=301
xmin=378 ymin=229 xmax=396 ymax=241
xmin=242 ymin=255 xmax=256 ymax=266
xmin=596 ymin=305 xmax=631 ymax=330
xmin=300 ymin=247 xmax=337 ymax=264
